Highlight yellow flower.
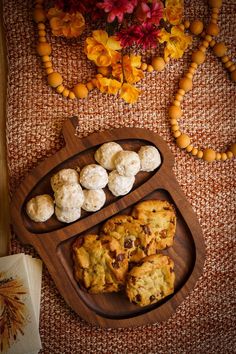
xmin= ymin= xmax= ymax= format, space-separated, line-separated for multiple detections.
xmin=95 ymin=76 xmax=122 ymax=94
xmin=120 ymin=83 xmax=141 ymax=104
xmin=47 ymin=7 xmax=85 ymax=37
xmin=112 ymin=55 xmax=144 ymax=84
xmin=159 ymin=26 xmax=192 ymax=61
xmin=165 ymin=0 xmax=184 ymax=25
xmin=85 ymin=30 xmax=121 ymax=67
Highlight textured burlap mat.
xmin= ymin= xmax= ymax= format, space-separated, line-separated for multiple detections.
xmin=3 ymin=0 xmax=236 ymax=353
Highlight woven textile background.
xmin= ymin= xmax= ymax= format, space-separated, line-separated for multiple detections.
xmin=3 ymin=0 xmax=236 ymax=353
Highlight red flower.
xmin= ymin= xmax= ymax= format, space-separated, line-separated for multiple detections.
xmin=135 ymin=0 xmax=163 ymax=25
xmin=134 ymin=23 xmax=159 ymax=49
xmin=117 ymin=25 xmax=141 ymax=48
xmin=97 ymin=0 xmax=138 ymax=23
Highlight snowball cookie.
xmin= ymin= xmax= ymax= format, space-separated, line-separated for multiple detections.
xmin=55 ymin=206 xmax=81 ymax=223
xmin=51 ymin=168 xmax=79 ymax=192
xmin=114 ymin=150 xmax=140 ymax=177
xmin=138 ymin=145 xmax=162 ymax=172
xmin=26 ymin=194 xmax=54 ymax=222
xmin=108 ymin=170 xmax=135 ymax=197
xmin=82 ymin=189 xmax=106 ymax=212
xmin=95 ymin=142 xmax=123 ymax=170
xmin=54 ymin=184 xmax=84 ymax=209
xmin=80 ymin=164 xmax=108 ymax=189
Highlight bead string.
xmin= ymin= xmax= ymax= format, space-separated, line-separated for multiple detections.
xmin=168 ymin=0 xmax=236 ymax=162
xmin=33 ymin=0 xmax=235 ymax=162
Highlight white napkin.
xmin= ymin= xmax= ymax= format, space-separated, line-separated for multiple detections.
xmin=0 ymin=253 xmax=42 ymax=354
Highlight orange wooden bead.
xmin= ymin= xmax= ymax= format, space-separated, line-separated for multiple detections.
xmin=62 ymin=88 xmax=70 ymax=97
xmin=186 ymin=145 xmax=193 ymax=152
xmin=33 ymin=8 xmax=46 ymax=23
xmin=203 ymin=40 xmax=210 ymax=48
xmin=184 ymin=20 xmax=190 ymax=29
xmin=211 ymin=19 xmax=217 ymax=24
xmin=190 ymin=20 xmax=204 ymax=35
xmin=190 ymin=62 xmax=198 ymax=69
xmin=185 ymin=73 xmax=193 ymax=79
xmin=226 ymin=151 xmax=233 ymax=159
xmin=197 ymin=150 xmax=203 ymax=159
xmin=229 ymin=143 xmax=236 ymax=156
xmin=192 ymin=50 xmax=206 ymax=65
xmin=221 ymin=153 xmax=227 ymax=161
xmin=172 ymin=124 xmax=179 ymax=132
xmin=208 ymin=0 xmax=222 ymax=8
xmin=173 ymin=100 xmax=181 ymax=107
xmin=179 ymin=77 xmax=192 ymax=92
xmin=199 ymin=46 xmax=207 ymax=53
xmin=175 ymin=94 xmax=184 ymax=102
xmin=36 ymin=42 xmax=51 ymax=56
xmin=39 ymin=37 xmax=46 ymax=43
xmin=213 ymin=42 xmax=227 ymax=57
xmin=221 ymin=55 xmax=229 ymax=63
xmin=211 ymin=13 xmax=218 ymax=20
xmin=56 ymin=85 xmax=64 ymax=94
xmin=176 ymin=134 xmax=191 ymax=149
xmin=37 ymin=23 xmax=45 ymax=30
xmin=216 ymin=152 xmax=222 ymax=160
xmin=206 ymin=23 xmax=219 ymax=36
xmin=209 ymin=39 xmax=216 ymax=47
xmin=168 ymin=106 xmax=182 ymax=119
xmin=47 ymin=72 xmax=63 ymax=88
xmin=170 ymin=119 xmax=178 ymax=125
xmin=225 ymin=61 xmax=233 ymax=69
xmin=147 ymin=65 xmax=154 ymax=72
xmin=189 ymin=67 xmax=196 ymax=74
xmin=191 ymin=147 xmax=198 ymax=156
xmin=141 ymin=63 xmax=148 ymax=70
xmin=91 ymin=78 xmax=98 ymax=87
xmin=38 ymin=30 xmax=46 ymax=37
xmin=173 ymin=130 xmax=181 ymax=138
xmin=177 ymin=88 xmax=185 ymax=95
xmin=152 ymin=57 xmax=166 ymax=71
xmin=73 ymin=83 xmax=88 ymax=99
xmin=212 ymin=7 xmax=220 ymax=13
xmin=69 ymin=91 xmax=76 ymax=99
xmin=86 ymin=82 xmax=94 ymax=91
xmin=41 ymin=55 xmax=50 ymax=62
xmin=45 ymin=68 xmax=53 ymax=75
xmin=43 ymin=61 xmax=52 ymax=68
xmin=35 ymin=4 xmax=43 ymax=9
xmin=205 ymin=35 xmax=212 ymax=42
xmin=229 ymin=64 xmax=236 ymax=72
xmin=203 ymin=148 xmax=216 ymax=162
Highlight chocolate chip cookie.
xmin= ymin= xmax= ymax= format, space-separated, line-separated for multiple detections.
xmin=132 ymin=200 xmax=176 ymax=250
xmin=72 ymin=234 xmax=128 ymax=294
xmin=126 ymin=254 xmax=175 ymax=307
xmin=101 ymin=215 xmax=157 ymax=263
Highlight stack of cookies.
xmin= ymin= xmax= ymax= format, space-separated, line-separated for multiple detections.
xmin=72 ymin=199 xmax=176 ymax=307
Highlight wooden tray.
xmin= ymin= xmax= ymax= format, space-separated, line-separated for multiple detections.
xmin=10 ymin=117 xmax=205 ymax=328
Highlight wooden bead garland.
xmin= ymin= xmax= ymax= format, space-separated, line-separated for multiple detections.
xmin=33 ymin=0 xmax=235 ymax=163
xmin=169 ymin=0 xmax=235 ymax=162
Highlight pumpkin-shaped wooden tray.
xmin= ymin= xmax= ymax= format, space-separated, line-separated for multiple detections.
xmin=11 ymin=117 xmax=205 ymax=328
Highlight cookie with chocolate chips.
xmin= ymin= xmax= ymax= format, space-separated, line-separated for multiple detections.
xmin=132 ymin=200 xmax=176 ymax=250
xmin=72 ymin=234 xmax=128 ymax=294
xmin=101 ymin=215 xmax=156 ymax=263
xmin=126 ymin=254 xmax=175 ymax=307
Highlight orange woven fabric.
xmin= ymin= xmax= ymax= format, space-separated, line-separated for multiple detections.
xmin=3 ymin=0 xmax=236 ymax=353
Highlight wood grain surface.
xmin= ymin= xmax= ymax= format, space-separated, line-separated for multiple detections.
xmin=0 ymin=0 xmax=10 ymax=257
xmin=11 ymin=117 xmax=205 ymax=328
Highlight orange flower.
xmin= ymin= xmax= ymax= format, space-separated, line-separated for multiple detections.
xmin=165 ymin=0 xmax=184 ymax=25
xmin=159 ymin=25 xmax=192 ymax=60
xmin=85 ymin=30 xmax=121 ymax=67
xmin=112 ymin=55 xmax=144 ymax=84
xmin=120 ymin=83 xmax=141 ymax=104
xmin=95 ymin=76 xmax=122 ymax=94
xmin=47 ymin=7 xmax=85 ymax=37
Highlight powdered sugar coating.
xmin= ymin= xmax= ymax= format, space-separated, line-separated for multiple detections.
xmin=26 ymin=194 xmax=54 ymax=222
xmin=80 ymin=164 xmax=108 ymax=189
xmin=54 ymin=184 xmax=84 ymax=209
xmin=55 ymin=206 xmax=81 ymax=223
xmin=95 ymin=142 xmax=123 ymax=170
xmin=82 ymin=189 xmax=106 ymax=212
xmin=114 ymin=151 xmax=140 ymax=177
xmin=138 ymin=145 xmax=161 ymax=172
xmin=51 ymin=168 xmax=79 ymax=192
xmin=108 ymin=170 xmax=135 ymax=197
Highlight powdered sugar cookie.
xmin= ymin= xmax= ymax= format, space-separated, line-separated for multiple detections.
xmin=82 ymin=189 xmax=106 ymax=212
xmin=80 ymin=164 xmax=108 ymax=189
xmin=95 ymin=142 xmax=123 ymax=170
xmin=54 ymin=184 xmax=84 ymax=209
xmin=114 ymin=151 xmax=140 ymax=177
xmin=55 ymin=206 xmax=81 ymax=223
xmin=108 ymin=170 xmax=135 ymax=196
xmin=26 ymin=194 xmax=54 ymax=222
xmin=50 ymin=168 xmax=79 ymax=192
xmin=138 ymin=146 xmax=161 ymax=172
